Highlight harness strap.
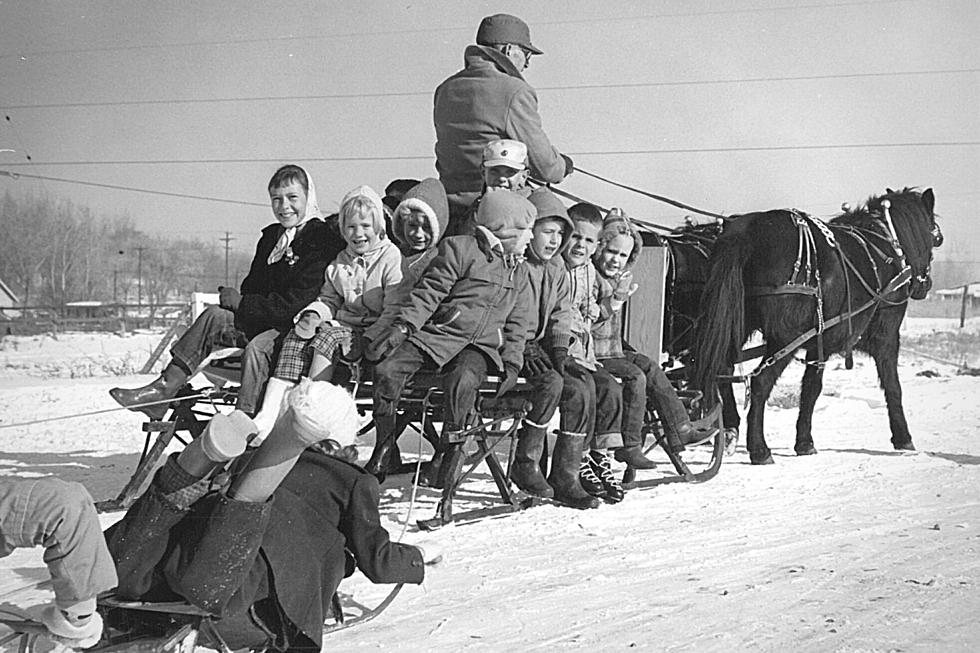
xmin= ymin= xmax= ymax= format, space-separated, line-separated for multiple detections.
xmin=747 ymin=266 xmax=912 ymax=379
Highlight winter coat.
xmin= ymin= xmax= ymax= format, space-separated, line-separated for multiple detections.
xmin=236 ymin=219 xmax=343 ymax=339
xmin=397 ymin=232 xmax=531 ymax=373
xmin=264 ymin=451 xmax=423 ymax=648
xmin=566 ymin=262 xmax=600 ymax=371
xmin=593 ymin=272 xmax=627 ymax=360
xmin=106 ymin=451 xmax=422 ymax=651
xmin=365 ymin=180 xmax=452 ymax=342
xmin=433 ymin=45 xmax=565 ymax=196
xmin=316 ymin=238 xmax=403 ymax=330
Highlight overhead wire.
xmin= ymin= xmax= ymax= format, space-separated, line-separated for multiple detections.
xmin=0 ymin=170 xmax=267 ymax=207
xmin=1 ymin=140 xmax=976 ymax=169
xmin=2 ymin=68 xmax=976 ymax=111
xmin=0 ymin=0 xmax=915 ymax=60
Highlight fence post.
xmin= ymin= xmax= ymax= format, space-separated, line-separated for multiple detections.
xmin=961 ymin=284 xmax=969 ymax=329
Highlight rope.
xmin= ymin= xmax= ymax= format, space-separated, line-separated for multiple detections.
xmin=574 ymin=167 xmax=729 ymax=220
xmin=532 ymin=180 xmax=680 ymax=234
xmin=0 ymin=394 xmax=209 ymax=430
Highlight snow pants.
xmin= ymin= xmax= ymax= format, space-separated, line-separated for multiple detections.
xmin=104 ymin=456 xmax=282 ymax=648
xmin=0 ymin=478 xmax=118 ymax=610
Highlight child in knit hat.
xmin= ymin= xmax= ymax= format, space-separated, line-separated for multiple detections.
xmin=364 ymin=188 xmax=534 ymax=487
xmin=251 ymin=185 xmax=402 ymax=443
xmin=362 ymin=178 xmax=451 ymax=478
xmin=510 ymin=189 xmax=599 ymax=509
xmin=365 ymin=178 xmax=450 ymax=354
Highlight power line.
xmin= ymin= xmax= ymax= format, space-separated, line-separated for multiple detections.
xmin=0 ymin=0 xmax=913 ymax=60
xmin=0 ymin=170 xmax=267 ymax=206
xmin=4 ymin=67 xmax=974 ymax=111
xmin=1 ymin=140 xmax=977 ymax=169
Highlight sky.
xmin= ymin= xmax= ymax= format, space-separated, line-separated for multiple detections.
xmin=0 ymin=0 xmax=977 ymax=269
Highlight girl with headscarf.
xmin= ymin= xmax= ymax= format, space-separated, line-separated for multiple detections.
xmin=252 ymin=185 xmax=402 ymax=442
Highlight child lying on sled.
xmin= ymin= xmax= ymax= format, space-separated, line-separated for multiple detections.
xmin=0 ymin=478 xmax=117 ymax=646
xmin=105 ymin=380 xmax=442 ymax=652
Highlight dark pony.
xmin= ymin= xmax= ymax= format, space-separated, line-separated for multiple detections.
xmin=693 ymin=188 xmax=940 ymax=464
xmin=645 ymin=221 xmax=741 ymax=438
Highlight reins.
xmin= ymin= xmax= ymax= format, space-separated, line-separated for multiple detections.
xmin=574 ymin=166 xmax=729 ymax=222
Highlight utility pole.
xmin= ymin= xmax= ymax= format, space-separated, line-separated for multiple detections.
xmin=135 ymin=245 xmax=146 ymax=308
xmin=220 ymin=232 xmax=235 ymax=286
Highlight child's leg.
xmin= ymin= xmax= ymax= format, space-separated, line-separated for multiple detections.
xmin=549 ymin=364 xmax=599 ymax=509
xmin=588 ymin=366 xmax=627 ymax=502
xmin=166 ymin=493 xmax=271 ymax=616
xmin=1 ymin=478 xmax=116 ymax=644
xmin=365 ymin=342 xmax=428 ymax=477
xmin=437 ymin=347 xmax=490 ymax=488
xmin=108 ymin=412 xmax=255 ymax=599
xmin=0 ymin=478 xmax=117 ymax=610
xmin=309 ymin=325 xmax=353 ymax=381
xmin=602 ymin=357 xmax=656 ymax=468
xmin=512 ymin=367 xmax=562 ymax=497
xmin=236 ymin=328 xmax=281 ymax=416
xmin=591 ymin=366 xmax=624 ymax=451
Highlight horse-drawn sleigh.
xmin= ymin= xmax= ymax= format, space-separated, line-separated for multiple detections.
xmin=1 ymin=183 xmax=942 ymax=652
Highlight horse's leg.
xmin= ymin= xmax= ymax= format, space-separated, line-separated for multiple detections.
xmin=746 ymin=354 xmax=794 ymax=465
xmin=719 ymin=367 xmax=740 ymax=455
xmin=720 ymin=366 xmax=741 ymax=431
xmin=795 ymin=347 xmax=824 ymax=456
xmin=870 ymin=327 xmax=914 ymax=451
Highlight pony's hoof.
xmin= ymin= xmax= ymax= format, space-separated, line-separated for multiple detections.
xmin=893 ymin=442 xmax=916 ymax=452
xmin=795 ymin=445 xmax=818 ymax=456
xmin=750 ymin=454 xmax=774 ymax=465
xmin=723 ymin=428 xmax=739 ymax=457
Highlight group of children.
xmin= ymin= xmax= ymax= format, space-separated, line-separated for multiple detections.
xmin=248 ymin=141 xmax=717 ymax=509
xmin=111 ymin=141 xmax=718 ymax=511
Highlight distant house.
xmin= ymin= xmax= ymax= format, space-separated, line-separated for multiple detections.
xmin=935 ymin=283 xmax=980 ymax=308
xmin=0 ymin=277 xmax=20 ymax=317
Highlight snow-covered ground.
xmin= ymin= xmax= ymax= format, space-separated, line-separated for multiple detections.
xmin=1 ymin=320 xmax=979 ymax=651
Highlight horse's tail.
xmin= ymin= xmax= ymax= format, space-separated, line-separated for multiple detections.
xmin=692 ymin=226 xmax=750 ymax=394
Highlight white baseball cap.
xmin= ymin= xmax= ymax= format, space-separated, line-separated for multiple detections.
xmin=482 ymin=139 xmax=528 ymax=170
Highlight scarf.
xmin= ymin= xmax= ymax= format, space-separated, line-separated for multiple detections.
xmin=268 ymin=166 xmax=323 ymax=265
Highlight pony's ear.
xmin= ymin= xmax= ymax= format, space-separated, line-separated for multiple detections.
xmin=921 ymin=188 xmax=935 ymax=214
xmin=886 ymin=187 xmax=895 ymax=194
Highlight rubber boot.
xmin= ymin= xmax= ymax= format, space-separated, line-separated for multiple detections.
xmin=109 ymin=362 xmax=188 ymax=420
xmin=249 ymin=377 xmax=294 ymax=446
xmin=613 ymin=445 xmax=657 ymax=469
xmin=426 ymin=423 xmax=465 ymax=490
xmin=677 ymin=416 xmax=719 ymax=447
xmin=365 ymin=414 xmax=397 ymax=482
xmin=547 ymin=432 xmax=600 ymax=510
xmin=418 ymin=448 xmax=444 ymax=488
xmin=511 ymin=426 xmax=554 ymax=498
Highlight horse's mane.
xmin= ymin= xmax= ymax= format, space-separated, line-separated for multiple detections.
xmin=829 ymin=187 xmax=935 ymax=267
xmin=829 ymin=187 xmax=925 ymax=229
